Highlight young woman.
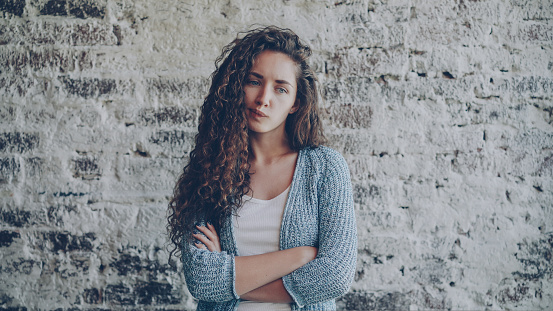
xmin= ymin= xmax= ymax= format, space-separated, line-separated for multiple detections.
xmin=167 ymin=26 xmax=357 ymax=311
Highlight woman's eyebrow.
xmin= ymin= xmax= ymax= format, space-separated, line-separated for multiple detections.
xmin=249 ymin=72 xmax=294 ymax=88
xmin=249 ymin=72 xmax=264 ymax=79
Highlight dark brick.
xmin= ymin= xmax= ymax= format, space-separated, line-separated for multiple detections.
xmin=68 ymin=1 xmax=105 ymax=19
xmin=1 ymin=207 xmax=50 ymax=228
xmin=517 ymin=23 xmax=553 ymax=42
xmin=149 ymin=130 xmax=195 ymax=150
xmin=41 ymin=0 xmax=68 ymax=16
xmin=515 ymin=76 xmax=541 ymax=93
xmin=0 ymin=230 xmax=20 ymax=247
xmin=0 ymin=76 xmax=46 ymax=98
xmin=0 ymin=157 xmax=20 ymax=182
xmin=29 ymin=48 xmax=69 ymax=71
xmin=0 ymin=106 xmax=16 ymax=123
xmin=60 ymin=76 xmax=116 ymax=98
xmin=39 ymin=0 xmax=105 ymax=19
xmin=497 ymin=283 xmax=531 ymax=305
xmin=0 ymin=209 xmax=31 ymax=227
xmin=0 ymin=21 xmax=118 ymax=46
xmin=83 ymin=288 xmax=102 ymax=304
xmin=512 ymin=0 xmax=553 ymax=21
xmin=135 ymin=280 xmax=181 ymax=305
xmin=0 ymin=292 xmax=14 ymax=304
xmin=27 ymin=49 xmax=93 ymax=72
xmin=496 ymin=76 xmax=553 ymax=97
xmin=110 ymin=254 xmax=142 ymax=276
xmin=43 ymin=231 xmax=96 ymax=252
xmin=109 ymin=251 xmax=176 ymax=279
xmin=513 ymin=233 xmax=553 ymax=280
xmin=142 ymin=256 xmax=175 ymax=276
xmin=59 ymin=76 xmax=132 ymax=98
xmin=0 ymin=132 xmax=40 ymax=154
xmin=139 ymin=106 xmax=197 ymax=127
xmin=104 ymin=283 xmax=134 ymax=305
xmin=72 ymin=156 xmax=101 ymax=180
xmin=0 ymin=0 xmax=25 ymax=17
xmin=11 ymin=259 xmax=35 ymax=274
xmin=69 ymin=23 xmax=117 ymax=45
xmin=0 ymin=49 xmax=27 ymax=72
xmin=353 ymin=183 xmax=380 ymax=205
xmin=146 ymin=77 xmax=209 ymax=100
xmin=338 ymin=291 xmax=410 ymax=311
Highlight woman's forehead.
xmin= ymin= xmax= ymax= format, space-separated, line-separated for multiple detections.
xmin=250 ymin=51 xmax=299 ymax=82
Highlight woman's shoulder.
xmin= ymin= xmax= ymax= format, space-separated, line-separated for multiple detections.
xmin=300 ymin=145 xmax=347 ymax=166
xmin=299 ymin=146 xmax=350 ymax=178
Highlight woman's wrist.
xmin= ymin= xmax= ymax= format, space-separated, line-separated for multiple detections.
xmin=240 ymin=278 xmax=293 ymax=303
xmin=234 ymin=246 xmax=318 ymax=295
xmin=299 ymin=246 xmax=318 ymax=264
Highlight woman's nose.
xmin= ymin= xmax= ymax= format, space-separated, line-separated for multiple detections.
xmin=256 ymin=86 xmax=271 ymax=106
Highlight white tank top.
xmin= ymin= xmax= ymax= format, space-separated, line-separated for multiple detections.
xmin=233 ymin=186 xmax=292 ymax=311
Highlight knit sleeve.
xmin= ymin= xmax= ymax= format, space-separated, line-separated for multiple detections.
xmin=180 ymin=221 xmax=240 ymax=302
xmin=282 ymin=148 xmax=357 ymax=308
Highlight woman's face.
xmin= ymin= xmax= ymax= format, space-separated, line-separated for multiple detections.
xmin=243 ymin=50 xmax=298 ymax=137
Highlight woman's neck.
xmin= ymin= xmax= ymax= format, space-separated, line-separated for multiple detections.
xmin=248 ymin=131 xmax=295 ymax=164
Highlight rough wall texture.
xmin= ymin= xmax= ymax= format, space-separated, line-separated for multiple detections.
xmin=0 ymin=0 xmax=552 ymax=310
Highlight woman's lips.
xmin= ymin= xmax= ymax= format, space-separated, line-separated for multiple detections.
xmin=248 ymin=109 xmax=267 ymax=117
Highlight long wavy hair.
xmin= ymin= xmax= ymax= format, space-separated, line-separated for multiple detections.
xmin=167 ymin=26 xmax=324 ymax=260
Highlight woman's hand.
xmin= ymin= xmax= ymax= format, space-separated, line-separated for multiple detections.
xmin=193 ymin=223 xmax=221 ymax=252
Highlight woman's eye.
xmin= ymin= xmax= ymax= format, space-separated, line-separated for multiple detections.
xmin=277 ymin=88 xmax=288 ymax=94
xmin=248 ymin=80 xmax=260 ymax=86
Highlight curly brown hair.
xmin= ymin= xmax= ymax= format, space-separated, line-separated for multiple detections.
xmin=167 ymin=26 xmax=324 ymax=260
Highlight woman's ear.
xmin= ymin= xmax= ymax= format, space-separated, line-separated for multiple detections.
xmin=289 ymin=100 xmax=299 ymax=114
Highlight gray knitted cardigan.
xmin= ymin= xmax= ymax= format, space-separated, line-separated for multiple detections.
xmin=181 ymin=146 xmax=357 ymax=311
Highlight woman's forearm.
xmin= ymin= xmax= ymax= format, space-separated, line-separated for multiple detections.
xmin=240 ymin=278 xmax=292 ymax=303
xmin=235 ymin=246 xmax=317 ymax=296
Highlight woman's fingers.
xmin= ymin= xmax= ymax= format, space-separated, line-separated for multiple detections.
xmin=193 ymin=232 xmax=212 ymax=246
xmin=205 ymin=223 xmax=221 ymax=252
xmin=197 ymin=224 xmax=219 ymax=242
xmin=206 ymin=222 xmax=216 ymax=232
xmin=195 ymin=242 xmax=207 ymax=250
xmin=193 ymin=224 xmax=222 ymax=252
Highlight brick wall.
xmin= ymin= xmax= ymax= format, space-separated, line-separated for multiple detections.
xmin=1 ymin=0 xmax=552 ymax=310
